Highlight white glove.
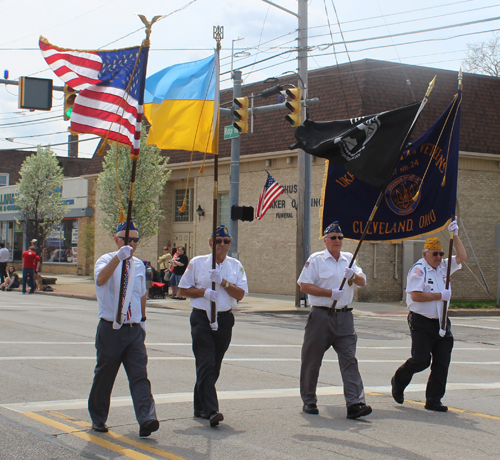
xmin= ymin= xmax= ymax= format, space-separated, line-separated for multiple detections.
xmin=209 ymin=269 xmax=223 ymax=285
xmin=117 ymin=245 xmax=133 ymax=261
xmin=439 ymin=328 xmax=446 ymax=337
xmin=441 ymin=289 xmax=451 ymax=302
xmin=344 ymin=267 xmax=355 ymax=280
xmin=330 ymin=289 xmax=343 ymax=301
xmin=204 ymin=288 xmax=219 ymax=303
xmin=140 ymin=321 xmax=146 ymax=333
xmin=206 ymin=310 xmax=219 ymax=331
xmin=448 ymin=220 xmax=459 ymax=236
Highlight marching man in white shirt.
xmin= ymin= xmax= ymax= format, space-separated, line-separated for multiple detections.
xmin=179 ymin=225 xmax=248 ymax=427
xmin=391 ymin=220 xmax=467 ymax=412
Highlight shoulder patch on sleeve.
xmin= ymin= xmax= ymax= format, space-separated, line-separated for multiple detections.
xmin=305 ymin=261 xmax=310 ymax=268
xmin=240 ymin=266 xmax=245 ymax=274
xmin=187 ymin=262 xmax=193 ymax=270
xmin=413 ymin=268 xmax=424 ymax=276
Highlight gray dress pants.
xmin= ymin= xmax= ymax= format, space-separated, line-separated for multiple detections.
xmin=300 ymin=307 xmax=365 ymax=407
xmin=88 ymin=319 xmax=157 ymax=426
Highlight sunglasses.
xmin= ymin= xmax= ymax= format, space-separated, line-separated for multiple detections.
xmin=432 ymin=251 xmax=445 ymax=257
xmin=216 ymin=238 xmax=232 ymax=245
xmin=326 ymin=236 xmax=344 ymax=240
xmin=118 ymin=236 xmax=140 ymax=243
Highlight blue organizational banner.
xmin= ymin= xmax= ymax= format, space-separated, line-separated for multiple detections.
xmin=322 ymin=91 xmax=461 ymax=242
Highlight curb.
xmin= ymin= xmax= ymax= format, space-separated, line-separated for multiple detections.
xmin=30 ymin=291 xmax=500 ymax=317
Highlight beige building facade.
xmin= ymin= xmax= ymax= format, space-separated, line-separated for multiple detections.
xmin=83 ymin=60 xmax=500 ymax=302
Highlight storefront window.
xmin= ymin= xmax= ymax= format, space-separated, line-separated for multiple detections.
xmin=43 ymin=219 xmax=78 ymax=264
xmin=0 ymin=221 xmax=14 ymax=261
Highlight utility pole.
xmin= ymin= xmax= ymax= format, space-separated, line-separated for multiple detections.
xmin=296 ymin=0 xmax=310 ymax=307
xmin=228 ymin=69 xmax=242 ymax=258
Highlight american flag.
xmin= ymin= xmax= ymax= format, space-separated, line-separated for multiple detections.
xmin=39 ymin=37 xmax=148 ymax=157
xmin=255 ymin=171 xmax=285 ymax=220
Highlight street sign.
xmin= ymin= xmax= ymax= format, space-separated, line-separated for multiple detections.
xmin=224 ymin=125 xmax=239 ymax=140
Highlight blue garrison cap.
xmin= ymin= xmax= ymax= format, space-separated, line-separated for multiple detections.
xmin=117 ymin=220 xmax=138 ymax=233
xmin=211 ymin=224 xmax=231 ymax=238
xmin=323 ymin=221 xmax=342 ymax=236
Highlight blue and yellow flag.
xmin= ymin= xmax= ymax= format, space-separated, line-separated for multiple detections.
xmin=144 ymin=54 xmax=219 ymax=154
xmin=321 ymin=90 xmax=461 ymax=242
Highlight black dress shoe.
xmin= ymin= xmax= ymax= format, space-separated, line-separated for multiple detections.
xmin=194 ymin=410 xmax=209 ymax=419
xmin=139 ymin=419 xmax=160 ymax=437
xmin=302 ymin=404 xmax=319 ymax=415
xmin=391 ymin=376 xmax=404 ymax=404
xmin=92 ymin=422 xmax=108 ymax=433
xmin=425 ymin=401 xmax=448 ymax=412
xmin=209 ymin=411 xmax=224 ymax=427
xmin=346 ymin=403 xmax=372 ymax=419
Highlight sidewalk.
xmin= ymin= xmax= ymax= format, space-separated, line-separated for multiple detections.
xmin=30 ymin=273 xmax=499 ymax=317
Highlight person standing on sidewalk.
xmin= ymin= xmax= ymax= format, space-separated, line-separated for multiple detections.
xmin=157 ymin=246 xmax=172 ymax=295
xmin=179 ymin=225 xmax=248 ymax=427
xmin=21 ymin=244 xmax=40 ymax=294
xmin=171 ymin=246 xmax=188 ymax=300
xmin=298 ymin=221 xmax=372 ymax=420
xmin=88 ymin=220 xmax=159 ymax=438
xmin=0 ymin=243 xmax=10 ymax=284
xmin=391 ymin=220 xmax=467 ymax=412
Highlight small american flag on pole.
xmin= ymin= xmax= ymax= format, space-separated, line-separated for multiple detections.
xmin=255 ymin=171 xmax=285 ymax=220
xmin=39 ymin=36 xmax=148 ymax=157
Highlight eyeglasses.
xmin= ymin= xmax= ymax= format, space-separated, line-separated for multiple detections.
xmin=216 ymin=238 xmax=232 ymax=245
xmin=432 ymin=251 xmax=445 ymax=257
xmin=326 ymin=236 xmax=344 ymax=240
xmin=118 ymin=236 xmax=140 ymax=243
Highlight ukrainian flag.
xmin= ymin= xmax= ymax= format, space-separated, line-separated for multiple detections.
xmin=144 ymin=54 xmax=218 ymax=153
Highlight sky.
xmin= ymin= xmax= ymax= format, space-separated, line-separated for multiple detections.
xmin=0 ymin=0 xmax=498 ymax=159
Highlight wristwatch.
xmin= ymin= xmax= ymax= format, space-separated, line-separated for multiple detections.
xmin=141 ymin=317 xmax=147 ymax=322
xmin=224 ymin=280 xmax=230 ymax=289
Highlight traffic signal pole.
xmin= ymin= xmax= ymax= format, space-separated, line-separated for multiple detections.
xmin=296 ymin=0 xmax=310 ymax=307
xmin=228 ymin=69 xmax=242 ymax=258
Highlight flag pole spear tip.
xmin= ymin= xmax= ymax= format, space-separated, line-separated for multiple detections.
xmin=425 ymin=76 xmax=437 ymax=97
xmin=137 ymin=14 xmax=162 ymax=41
xmin=458 ymin=68 xmax=463 ymax=90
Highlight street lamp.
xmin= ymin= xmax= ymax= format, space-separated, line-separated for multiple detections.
xmin=195 ymin=205 xmax=205 ymax=221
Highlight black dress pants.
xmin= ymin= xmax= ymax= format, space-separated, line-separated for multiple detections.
xmin=88 ymin=319 xmax=157 ymax=426
xmin=394 ymin=311 xmax=454 ymax=404
xmin=190 ymin=308 xmax=234 ymax=415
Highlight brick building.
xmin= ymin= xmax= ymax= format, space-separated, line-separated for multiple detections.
xmin=84 ymin=59 xmax=500 ymax=301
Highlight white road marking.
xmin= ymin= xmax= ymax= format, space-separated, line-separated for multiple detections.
xmin=4 ymin=382 xmax=500 ymax=413
xmin=0 ymin=341 xmax=496 ymax=351
xmin=1 ymin=356 xmax=499 ymax=365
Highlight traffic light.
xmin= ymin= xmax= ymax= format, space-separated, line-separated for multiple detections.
xmin=233 ymin=96 xmax=249 ymax=134
xmin=285 ymin=87 xmax=302 ymax=126
xmin=231 ymin=205 xmax=254 ymax=222
xmin=63 ymin=85 xmax=77 ymax=120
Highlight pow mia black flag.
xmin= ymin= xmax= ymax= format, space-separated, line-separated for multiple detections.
xmin=292 ymin=102 xmax=421 ymax=190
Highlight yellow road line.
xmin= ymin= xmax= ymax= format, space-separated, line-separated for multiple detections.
xmin=44 ymin=411 xmax=190 ymax=460
xmin=366 ymin=392 xmax=500 ymax=421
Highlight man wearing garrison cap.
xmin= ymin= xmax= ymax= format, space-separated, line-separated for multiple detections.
xmin=88 ymin=220 xmax=159 ymax=437
xmin=298 ymin=221 xmax=372 ymax=420
xmin=179 ymin=224 xmax=248 ymax=427
xmin=391 ymin=219 xmax=467 ymax=412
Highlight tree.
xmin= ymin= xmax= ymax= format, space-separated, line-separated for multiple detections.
xmin=16 ymin=146 xmax=69 ymax=248
xmin=97 ymin=125 xmax=171 ymax=239
xmin=463 ymin=32 xmax=500 ymax=77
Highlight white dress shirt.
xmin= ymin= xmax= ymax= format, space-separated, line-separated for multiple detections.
xmin=94 ymin=252 xmax=146 ymax=323
xmin=297 ymin=249 xmax=365 ymax=307
xmin=179 ymin=254 xmax=248 ymax=313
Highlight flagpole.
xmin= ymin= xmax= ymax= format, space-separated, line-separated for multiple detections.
xmin=440 ymin=71 xmax=462 ymax=331
xmin=211 ymin=27 xmax=223 ymax=324
xmin=116 ymin=16 xmax=158 ymax=326
xmin=328 ymin=77 xmax=436 ymax=316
